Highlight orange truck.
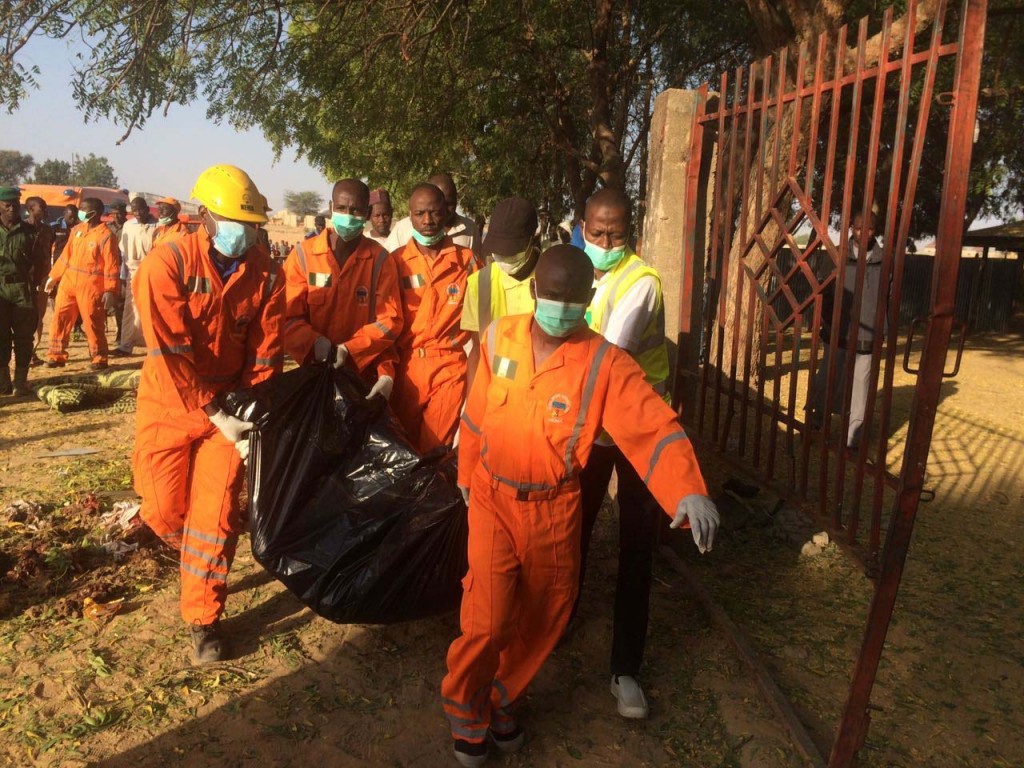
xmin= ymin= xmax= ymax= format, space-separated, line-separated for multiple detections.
xmin=18 ymin=184 xmax=130 ymax=213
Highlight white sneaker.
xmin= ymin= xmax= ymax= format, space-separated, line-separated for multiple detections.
xmin=610 ymin=675 xmax=649 ymax=719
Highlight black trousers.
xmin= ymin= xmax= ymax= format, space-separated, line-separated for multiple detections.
xmin=577 ymin=442 xmax=661 ymax=678
xmin=0 ymin=297 xmax=37 ymax=369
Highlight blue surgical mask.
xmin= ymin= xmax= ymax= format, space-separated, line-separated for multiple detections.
xmin=534 ymin=297 xmax=588 ymax=337
xmin=583 ymin=239 xmax=626 ymax=271
xmin=331 ymin=212 xmax=365 ymax=241
xmin=412 ymin=228 xmax=445 ymax=247
xmin=158 ymin=216 xmax=174 ymax=226
xmin=210 ymin=218 xmax=257 ymax=258
xmin=77 ymin=210 xmax=91 ymax=223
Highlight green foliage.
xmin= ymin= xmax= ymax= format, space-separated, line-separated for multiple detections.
xmin=71 ymin=153 xmax=118 ymax=188
xmin=30 ymin=154 xmax=119 ymax=188
xmin=31 ymin=158 xmax=71 ymax=185
xmin=0 ymin=149 xmax=34 ymax=184
xmin=282 ymin=190 xmax=323 ymax=216
xmin=0 ymin=0 xmax=754 ymax=220
xmin=0 ymin=1 xmax=1017 ymax=232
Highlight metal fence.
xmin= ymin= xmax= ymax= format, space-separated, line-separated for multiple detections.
xmin=677 ymin=0 xmax=988 ymax=764
xmin=767 ymin=249 xmax=1021 ymax=332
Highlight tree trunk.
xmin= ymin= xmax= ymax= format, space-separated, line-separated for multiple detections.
xmin=587 ymin=0 xmax=626 ymax=193
xmin=713 ymin=0 xmax=944 ymax=379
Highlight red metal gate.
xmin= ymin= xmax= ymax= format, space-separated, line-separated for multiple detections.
xmin=677 ymin=0 xmax=987 ymax=764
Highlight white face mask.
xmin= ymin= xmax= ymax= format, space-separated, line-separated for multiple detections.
xmin=493 ymin=246 xmax=533 ymax=275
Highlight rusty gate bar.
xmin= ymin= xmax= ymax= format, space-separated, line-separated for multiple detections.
xmin=681 ymin=0 xmax=988 ymax=762
xmin=829 ymin=0 xmax=988 ymax=763
xmin=691 ymin=0 xmax=974 ymax=560
xmin=870 ymin=0 xmax=950 ymax=558
xmin=846 ymin=8 xmax=893 ymax=540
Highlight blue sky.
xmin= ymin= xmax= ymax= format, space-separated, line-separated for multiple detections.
xmin=0 ymin=37 xmax=328 ymax=211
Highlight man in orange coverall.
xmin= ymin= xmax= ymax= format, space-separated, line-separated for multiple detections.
xmin=44 ymin=197 xmax=121 ymax=369
xmin=133 ymin=164 xmax=285 ymax=664
xmin=153 ymin=197 xmax=190 ymax=246
xmin=391 ymin=182 xmax=479 ymax=453
xmin=440 ymin=245 xmax=719 ymax=767
xmin=284 ymin=178 xmax=401 ymax=398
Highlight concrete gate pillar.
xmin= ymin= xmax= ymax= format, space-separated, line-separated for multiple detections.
xmin=641 ymin=88 xmax=712 ymax=418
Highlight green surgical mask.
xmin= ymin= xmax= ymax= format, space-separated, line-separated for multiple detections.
xmin=158 ymin=216 xmax=174 ymax=226
xmin=331 ymin=212 xmax=365 ymax=241
xmin=412 ymin=228 xmax=445 ymax=247
xmin=534 ymin=297 xmax=588 ymax=337
xmin=77 ymin=210 xmax=91 ymax=223
xmin=583 ymin=239 xmax=626 ymax=271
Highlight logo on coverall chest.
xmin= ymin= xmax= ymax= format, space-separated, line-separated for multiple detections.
xmin=355 ymin=285 xmax=369 ymax=305
xmin=547 ymin=393 xmax=571 ymax=423
xmin=446 ymin=283 xmax=461 ymax=305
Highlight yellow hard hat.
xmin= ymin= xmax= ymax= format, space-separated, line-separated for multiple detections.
xmin=191 ymin=164 xmax=268 ymax=224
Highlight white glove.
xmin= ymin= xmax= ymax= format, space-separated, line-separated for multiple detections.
xmin=459 ymin=485 xmax=470 ymax=506
xmin=313 ymin=336 xmax=332 ymax=363
xmin=333 ymin=344 xmax=349 ymax=369
xmin=365 ymin=375 xmax=393 ymax=400
xmin=207 ymin=408 xmax=253 ymax=444
xmin=236 ymin=438 xmax=250 ymax=463
xmin=44 ymin=278 xmax=56 ymax=295
xmin=671 ymin=494 xmax=720 ymax=554
xmin=102 ymin=291 xmax=117 ymax=313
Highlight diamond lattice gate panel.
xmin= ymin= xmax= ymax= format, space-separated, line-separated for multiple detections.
xmin=676 ymin=0 xmax=988 ymax=765
xmin=687 ymin=0 xmax=985 ymax=567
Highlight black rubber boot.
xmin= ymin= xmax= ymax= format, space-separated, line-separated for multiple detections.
xmin=12 ymin=367 xmax=29 ymax=397
xmin=190 ymin=622 xmax=227 ymax=664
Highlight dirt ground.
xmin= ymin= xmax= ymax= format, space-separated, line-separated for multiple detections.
xmin=1 ymin=319 xmax=1022 ymax=767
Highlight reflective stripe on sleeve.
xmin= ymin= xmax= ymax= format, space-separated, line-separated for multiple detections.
xmin=166 ymin=241 xmax=186 ymax=292
xmin=372 ymin=320 xmax=394 ymax=339
xmin=642 ymin=430 xmax=690 ymax=485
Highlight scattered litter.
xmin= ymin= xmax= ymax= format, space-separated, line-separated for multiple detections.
xmin=38 ymin=447 xmax=101 ymax=458
xmin=96 ymin=501 xmax=142 ymax=559
xmin=99 ymin=541 xmax=139 ymax=559
xmin=98 ymin=501 xmax=142 ymax=536
xmin=81 ymin=493 xmax=100 ymax=515
xmin=1 ymin=500 xmax=44 ymax=527
xmin=83 ymin=597 xmax=124 ymax=622
xmin=800 ymin=541 xmax=823 ymax=558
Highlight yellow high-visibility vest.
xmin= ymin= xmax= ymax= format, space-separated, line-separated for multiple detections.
xmin=476 ymin=262 xmax=535 ymax=332
xmin=587 ymin=250 xmax=670 ymax=401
